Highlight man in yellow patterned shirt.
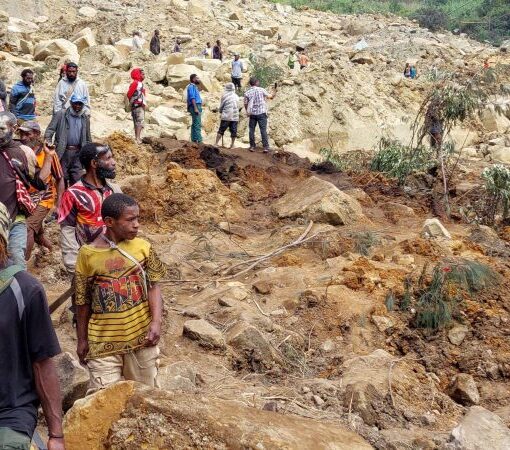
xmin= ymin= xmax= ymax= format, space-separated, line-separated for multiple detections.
xmin=74 ymin=193 xmax=166 ymax=391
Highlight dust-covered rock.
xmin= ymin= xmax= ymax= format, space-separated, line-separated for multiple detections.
xmin=183 ymin=319 xmax=226 ymax=349
xmin=54 ymin=352 xmax=89 ymax=411
xmin=447 ymin=373 xmax=480 ymax=406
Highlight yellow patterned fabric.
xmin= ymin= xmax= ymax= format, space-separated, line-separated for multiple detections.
xmin=75 ymin=237 xmax=166 ymax=359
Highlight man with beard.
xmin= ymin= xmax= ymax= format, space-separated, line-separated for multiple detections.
xmin=0 ymin=112 xmax=52 ymax=267
xmin=52 ymin=62 xmax=90 ymax=115
xmin=58 ymin=143 xmax=121 ymax=276
xmin=44 ymin=94 xmax=91 ymax=186
xmin=9 ymin=69 xmax=36 ymax=124
xmin=18 ymin=121 xmax=64 ymax=260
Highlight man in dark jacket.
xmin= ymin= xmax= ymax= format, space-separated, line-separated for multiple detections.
xmin=150 ymin=30 xmax=161 ymax=55
xmin=44 ymin=93 xmax=91 ymax=186
xmin=9 ymin=69 xmax=36 ymax=123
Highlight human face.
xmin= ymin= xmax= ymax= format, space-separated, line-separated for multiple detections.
xmin=108 ymin=205 xmax=140 ymax=241
xmin=66 ymin=66 xmax=78 ymax=81
xmin=19 ymin=129 xmax=40 ymax=148
xmin=0 ymin=115 xmax=14 ymax=147
xmin=94 ymin=149 xmax=116 ymax=180
xmin=140 ymin=70 xmax=145 ymax=81
xmin=71 ymin=102 xmax=84 ymax=113
xmin=194 ymin=77 xmax=201 ymax=85
xmin=23 ymin=73 xmax=34 ymax=86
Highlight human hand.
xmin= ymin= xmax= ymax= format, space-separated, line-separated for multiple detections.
xmin=146 ymin=320 xmax=161 ymax=346
xmin=48 ymin=437 xmax=66 ymax=450
xmin=194 ymin=108 xmax=199 ymax=114
xmin=44 ymin=143 xmax=56 ymax=156
xmin=77 ymin=339 xmax=89 ymax=365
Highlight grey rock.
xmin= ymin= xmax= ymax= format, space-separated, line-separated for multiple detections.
xmin=183 ymin=319 xmax=225 ymax=349
xmin=447 ymin=373 xmax=480 ymax=406
xmin=54 ymin=352 xmax=89 ymax=411
xmin=448 ymin=324 xmax=469 ymax=346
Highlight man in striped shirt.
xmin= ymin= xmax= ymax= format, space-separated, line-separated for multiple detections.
xmin=75 ymin=193 xmax=166 ymax=391
xmin=215 ymin=83 xmax=240 ymax=148
xmin=243 ymin=77 xmax=276 ymax=153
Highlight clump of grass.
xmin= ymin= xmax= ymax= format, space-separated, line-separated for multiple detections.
xmin=352 ymin=231 xmax=379 ymax=256
xmin=317 ymin=148 xmax=371 ymax=173
xmin=481 ymin=164 xmax=510 ymax=225
xmin=390 ymin=259 xmax=499 ymax=330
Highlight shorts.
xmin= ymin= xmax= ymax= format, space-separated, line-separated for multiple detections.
xmin=26 ymin=204 xmax=51 ymax=236
xmin=218 ymin=120 xmax=238 ymax=138
xmin=231 ymin=77 xmax=242 ymax=89
xmin=131 ymin=106 xmax=145 ymax=126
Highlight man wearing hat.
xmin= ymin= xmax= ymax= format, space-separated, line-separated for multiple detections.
xmin=231 ymin=53 xmax=244 ymax=93
xmin=44 ymin=93 xmax=91 ymax=186
xmin=19 ymin=121 xmax=64 ymax=260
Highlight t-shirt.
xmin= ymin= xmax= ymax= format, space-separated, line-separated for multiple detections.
xmin=29 ymin=145 xmax=64 ymax=209
xmin=0 ymin=271 xmax=61 ymax=437
xmin=58 ymin=178 xmax=116 ymax=245
xmin=74 ymin=238 xmax=166 ymax=359
xmin=231 ymin=60 xmax=243 ymax=78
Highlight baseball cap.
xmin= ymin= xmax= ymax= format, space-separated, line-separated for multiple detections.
xmin=70 ymin=93 xmax=87 ymax=104
xmin=18 ymin=121 xmax=41 ymax=133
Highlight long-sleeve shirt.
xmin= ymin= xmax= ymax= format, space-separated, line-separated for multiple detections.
xmin=53 ymin=78 xmax=90 ymax=114
xmin=9 ymin=81 xmax=36 ymax=120
xmin=219 ymin=92 xmax=240 ymax=121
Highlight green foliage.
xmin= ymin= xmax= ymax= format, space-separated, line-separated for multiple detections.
xmin=481 ymin=164 xmax=510 ymax=225
xmin=352 ymin=231 xmax=380 ymax=256
xmin=412 ymin=7 xmax=448 ymax=31
xmin=370 ymin=138 xmax=434 ymax=184
xmin=269 ymin=0 xmax=509 ymax=45
xmin=392 ymin=259 xmax=499 ymax=330
xmin=248 ymin=54 xmax=284 ymax=89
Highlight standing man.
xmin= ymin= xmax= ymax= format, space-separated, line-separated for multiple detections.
xmin=231 ymin=54 xmax=243 ymax=93
xmin=0 ymin=112 xmax=52 ymax=267
xmin=0 ymin=202 xmax=65 ymax=450
xmin=126 ymin=68 xmax=146 ymax=144
xmin=58 ymin=143 xmax=120 ymax=274
xmin=212 ymin=40 xmax=223 ymax=61
xmin=18 ymin=121 xmax=65 ymax=260
xmin=9 ymin=69 xmax=36 ymax=124
xmin=173 ymin=38 xmax=182 ymax=53
xmin=0 ymin=78 xmax=7 ymax=111
xmin=215 ymin=82 xmax=239 ymax=148
xmin=186 ymin=74 xmax=203 ymax=144
xmin=75 ymin=193 xmax=165 ymax=391
xmin=201 ymin=42 xmax=212 ymax=59
xmin=53 ymin=63 xmax=90 ymax=116
xmin=150 ymin=30 xmax=161 ymax=56
xmin=132 ymin=31 xmax=144 ymax=52
xmin=298 ymin=50 xmax=309 ymax=70
xmin=44 ymin=94 xmax=91 ymax=187
xmin=244 ymin=77 xmax=276 ymax=153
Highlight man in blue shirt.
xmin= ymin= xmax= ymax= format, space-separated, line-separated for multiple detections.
xmin=9 ymin=69 xmax=36 ymax=123
xmin=186 ymin=74 xmax=203 ymax=143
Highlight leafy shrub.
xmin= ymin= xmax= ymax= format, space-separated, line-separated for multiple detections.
xmin=481 ymin=164 xmax=510 ymax=225
xmin=412 ymin=7 xmax=448 ymax=31
xmin=370 ymin=138 xmax=434 ymax=184
xmin=248 ymin=54 xmax=284 ymax=89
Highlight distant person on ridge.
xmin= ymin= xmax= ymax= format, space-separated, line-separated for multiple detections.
xmin=126 ymin=68 xmax=146 ymax=144
xmin=186 ymin=74 xmax=203 ymax=143
xmin=231 ymin=54 xmax=243 ymax=92
xmin=404 ymin=63 xmax=411 ymax=78
xmin=215 ymin=82 xmax=240 ymax=148
xmin=287 ymin=50 xmax=297 ymax=70
xmin=132 ymin=31 xmax=144 ymax=52
xmin=173 ymin=38 xmax=182 ymax=53
xmin=212 ymin=40 xmax=223 ymax=61
xmin=9 ymin=69 xmax=36 ymax=124
xmin=201 ymin=42 xmax=212 ymax=58
xmin=298 ymin=50 xmax=309 ymax=70
xmin=244 ymin=77 xmax=276 ymax=153
xmin=53 ymin=63 xmax=90 ymax=115
xmin=150 ymin=30 xmax=161 ymax=55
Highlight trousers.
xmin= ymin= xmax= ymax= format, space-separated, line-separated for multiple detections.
xmin=249 ymin=113 xmax=269 ymax=149
xmin=0 ymin=427 xmax=30 ymax=450
xmin=86 ymin=346 xmax=160 ymax=393
xmin=188 ymin=104 xmax=203 ymax=143
xmin=7 ymin=221 xmax=27 ymax=269
xmin=60 ymin=146 xmax=83 ymax=186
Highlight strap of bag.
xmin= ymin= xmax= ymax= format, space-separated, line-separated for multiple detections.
xmin=16 ymin=85 xmax=33 ymax=109
xmin=100 ymin=235 xmax=149 ymax=299
xmin=62 ymin=81 xmax=77 ymax=108
xmin=0 ymin=265 xmax=25 ymax=319
xmin=1 ymin=151 xmax=36 ymax=215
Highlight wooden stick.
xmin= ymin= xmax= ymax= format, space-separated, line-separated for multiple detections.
xmin=49 ymin=286 xmax=74 ymax=314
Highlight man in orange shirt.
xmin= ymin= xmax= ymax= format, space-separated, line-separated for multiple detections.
xmin=18 ymin=121 xmax=65 ymax=260
xmin=298 ymin=51 xmax=309 ymax=70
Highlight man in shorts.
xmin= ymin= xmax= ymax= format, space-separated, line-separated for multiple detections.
xmin=126 ymin=68 xmax=146 ymax=144
xmin=215 ymin=83 xmax=240 ymax=149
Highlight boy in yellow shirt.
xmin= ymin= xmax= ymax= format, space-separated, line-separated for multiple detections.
xmin=74 ymin=193 xmax=166 ymax=391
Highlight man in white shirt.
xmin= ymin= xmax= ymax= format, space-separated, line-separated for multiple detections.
xmin=231 ymin=54 xmax=243 ymax=93
xmin=53 ymin=63 xmax=90 ymax=116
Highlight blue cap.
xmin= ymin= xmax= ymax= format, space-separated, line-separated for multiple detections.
xmin=70 ymin=93 xmax=87 ymax=104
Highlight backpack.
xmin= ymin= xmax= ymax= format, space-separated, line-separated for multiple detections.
xmin=0 ymin=265 xmax=25 ymax=319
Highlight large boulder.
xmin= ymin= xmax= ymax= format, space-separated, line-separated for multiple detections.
xmin=65 ymin=382 xmax=372 ymax=449
xmin=166 ymin=64 xmax=218 ymax=92
xmin=149 ymin=105 xmax=188 ymax=129
xmin=185 ymin=57 xmax=222 ymax=72
xmin=78 ymin=6 xmax=97 ymax=17
xmin=251 ymin=24 xmax=278 ymax=37
xmin=54 ymin=352 xmax=89 ymax=411
xmin=167 ymin=52 xmax=186 ymax=65
xmin=422 ymin=218 xmax=452 ymax=239
xmin=34 ymin=39 xmax=78 ymax=62
xmin=146 ymin=61 xmax=168 ymax=82
xmin=447 ymin=373 xmax=480 ymax=406
xmin=188 ymin=0 xmax=212 ymax=16
xmin=71 ymin=27 xmax=96 ymax=53
xmin=450 ymin=406 xmax=510 ymax=450
xmin=272 ymin=176 xmax=365 ymax=225
xmin=183 ymin=319 xmax=225 ymax=349
xmin=79 ymin=45 xmax=124 ymax=71
xmin=489 ymin=145 xmax=510 ymax=164
xmin=8 ymin=17 xmax=39 ymax=34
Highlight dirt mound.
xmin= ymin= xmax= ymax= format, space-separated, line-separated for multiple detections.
xmin=105 ymin=132 xmax=153 ymax=177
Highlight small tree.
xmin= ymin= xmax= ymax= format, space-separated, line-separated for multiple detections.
xmin=412 ymin=7 xmax=448 ymax=31
xmin=481 ymin=164 xmax=510 ymax=225
xmin=248 ymin=54 xmax=284 ymax=89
